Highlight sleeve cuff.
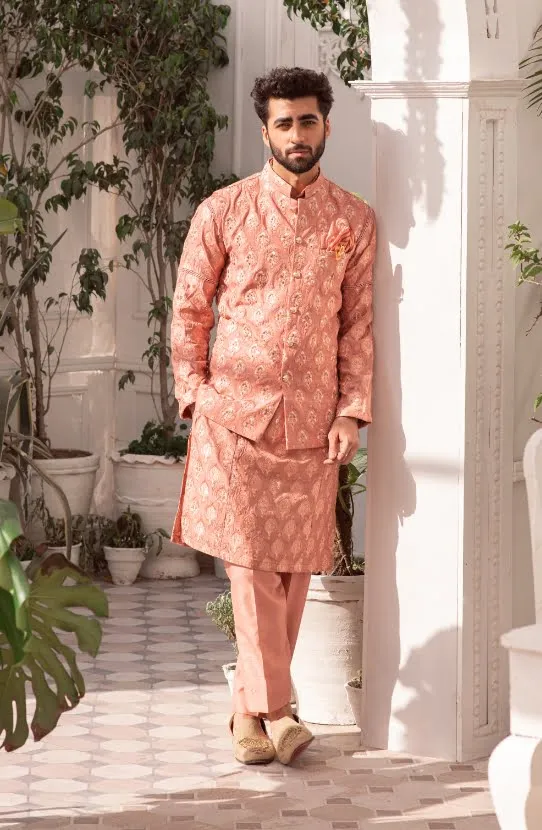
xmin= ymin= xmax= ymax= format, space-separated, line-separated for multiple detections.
xmin=335 ymin=399 xmax=372 ymax=427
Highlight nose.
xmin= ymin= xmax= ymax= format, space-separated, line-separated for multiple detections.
xmin=290 ymin=124 xmax=305 ymax=145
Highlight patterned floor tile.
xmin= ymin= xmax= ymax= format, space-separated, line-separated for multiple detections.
xmin=0 ymin=575 xmax=499 ymax=829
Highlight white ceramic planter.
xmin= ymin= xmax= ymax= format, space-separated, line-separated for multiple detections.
xmin=46 ymin=543 xmax=82 ymax=567
xmin=291 ymin=574 xmax=364 ymax=725
xmin=104 ymin=546 xmax=146 ymax=586
xmin=0 ymin=463 xmax=16 ymax=500
xmin=111 ymin=452 xmax=199 ymax=580
xmin=32 ymin=453 xmax=100 ymax=519
xmin=345 ymin=682 xmax=363 ymax=731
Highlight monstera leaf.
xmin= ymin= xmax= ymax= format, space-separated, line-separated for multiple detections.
xmin=0 ymin=501 xmax=109 ymax=752
xmin=0 ymin=502 xmax=29 ymax=662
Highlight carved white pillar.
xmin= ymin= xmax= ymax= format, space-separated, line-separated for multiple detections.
xmin=356 ymin=0 xmax=523 ymax=761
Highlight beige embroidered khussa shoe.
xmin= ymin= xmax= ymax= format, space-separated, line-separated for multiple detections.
xmin=229 ymin=715 xmax=276 ymax=765
xmin=269 ymin=713 xmax=314 ymax=765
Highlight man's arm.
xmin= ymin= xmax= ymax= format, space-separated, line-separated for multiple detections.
xmin=326 ymin=206 xmax=376 ymax=466
xmin=335 ymin=206 xmax=376 ymax=426
xmin=171 ymin=199 xmax=226 ymax=420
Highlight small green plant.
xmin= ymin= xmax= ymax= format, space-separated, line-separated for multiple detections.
xmin=100 ymin=508 xmax=166 ymax=553
xmin=10 ymin=536 xmax=45 ymax=564
xmin=120 ymin=421 xmax=188 ymax=460
xmin=31 ymin=499 xmax=85 ymax=547
xmin=348 ymin=669 xmax=363 ymax=689
xmin=507 ymin=222 xmax=542 ymax=417
xmin=80 ymin=514 xmax=112 ymax=578
xmin=206 ymin=589 xmax=237 ymax=653
xmin=332 ymin=448 xmax=367 ymax=576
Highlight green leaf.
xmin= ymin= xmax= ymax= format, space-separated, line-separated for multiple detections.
xmin=0 ymin=562 xmax=108 ymax=751
xmin=0 ymin=501 xmax=23 ymax=559
xmin=0 ymin=199 xmax=23 ymax=236
xmin=535 ymin=393 xmax=542 ymax=412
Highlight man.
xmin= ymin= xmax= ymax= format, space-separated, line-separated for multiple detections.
xmin=171 ymin=67 xmax=375 ymax=765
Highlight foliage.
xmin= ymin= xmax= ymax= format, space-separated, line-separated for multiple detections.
xmin=206 ymin=589 xmax=237 ymax=653
xmin=348 ymin=669 xmax=362 ymax=688
xmin=0 ymin=499 xmax=109 ymax=751
xmin=120 ymin=420 xmax=188 ymax=460
xmin=283 ymin=0 xmax=370 ymax=85
xmin=507 ymin=223 xmax=542 ymax=417
xmin=96 ymin=508 xmax=166 ymax=553
xmin=521 ymin=24 xmax=542 ymax=114
xmin=31 ymin=498 xmax=85 ymax=546
xmin=10 ymin=536 xmax=43 ymax=564
xmin=0 ymin=4 xmax=127 ymax=446
xmin=332 ymin=448 xmax=367 ymax=576
xmin=79 ymin=514 xmax=110 ymax=578
xmin=79 ymin=0 xmax=235 ymax=434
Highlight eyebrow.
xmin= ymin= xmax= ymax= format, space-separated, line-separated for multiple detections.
xmin=273 ymin=113 xmax=320 ymax=126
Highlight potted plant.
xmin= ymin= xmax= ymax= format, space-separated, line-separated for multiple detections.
xmin=30 ymin=498 xmax=85 ymax=568
xmin=99 ymin=507 xmax=165 ymax=586
xmin=81 ymin=0 xmax=234 ymax=579
xmin=0 ymin=498 xmax=108 ymax=751
xmin=110 ymin=423 xmax=199 ymax=580
xmin=205 ymin=589 xmax=238 ymax=692
xmin=345 ymin=669 xmax=363 ymax=730
xmin=0 ymin=6 xmax=128 ymax=522
xmin=291 ymin=449 xmax=367 ymax=725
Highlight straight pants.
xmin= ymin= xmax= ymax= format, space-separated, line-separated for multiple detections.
xmin=225 ymin=561 xmax=311 ymax=715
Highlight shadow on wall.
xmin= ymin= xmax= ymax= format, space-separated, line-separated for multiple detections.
xmin=364 ymin=0 xmax=446 ymax=750
xmin=395 ymin=627 xmax=459 ymax=758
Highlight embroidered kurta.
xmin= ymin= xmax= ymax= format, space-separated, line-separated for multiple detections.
xmin=171 ymin=160 xmax=376 ymax=451
xmin=170 ymin=161 xmax=376 ymax=572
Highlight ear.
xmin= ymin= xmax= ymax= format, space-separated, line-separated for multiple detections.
xmin=325 ymin=118 xmax=331 ymax=139
xmin=261 ymin=124 xmax=270 ymax=148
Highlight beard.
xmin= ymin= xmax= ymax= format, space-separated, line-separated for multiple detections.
xmin=268 ymin=135 xmax=326 ymax=174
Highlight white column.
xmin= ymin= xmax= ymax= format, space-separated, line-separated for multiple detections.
xmin=356 ymin=0 xmax=523 ymax=761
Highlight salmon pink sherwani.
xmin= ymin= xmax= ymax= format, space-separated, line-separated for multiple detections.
xmin=171 ymin=160 xmax=376 ymax=575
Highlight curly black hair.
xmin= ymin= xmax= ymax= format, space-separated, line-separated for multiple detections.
xmin=251 ymin=66 xmax=334 ymax=124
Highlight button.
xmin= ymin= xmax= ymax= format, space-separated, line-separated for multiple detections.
xmin=290 ymin=307 xmax=299 ymax=315
xmin=295 ymin=237 xmax=303 ymax=244
xmin=293 ymin=271 xmax=301 ymax=279
xmin=282 ymin=373 xmax=291 ymax=383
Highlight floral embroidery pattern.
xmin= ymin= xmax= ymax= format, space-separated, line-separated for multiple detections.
xmin=171 ymin=160 xmax=376 ymax=452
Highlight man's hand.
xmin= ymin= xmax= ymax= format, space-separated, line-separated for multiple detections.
xmin=324 ymin=416 xmax=359 ymax=465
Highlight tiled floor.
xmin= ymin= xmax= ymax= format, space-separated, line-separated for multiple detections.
xmin=0 ymin=576 xmax=498 ymax=829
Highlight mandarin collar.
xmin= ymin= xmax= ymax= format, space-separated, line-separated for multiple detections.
xmin=261 ymin=158 xmax=326 ymax=200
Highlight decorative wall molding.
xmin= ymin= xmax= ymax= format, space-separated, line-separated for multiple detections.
xmin=472 ymin=108 xmax=508 ymax=739
xmin=352 ymin=79 xmax=524 ymax=99
xmin=484 ymin=0 xmax=500 ymax=40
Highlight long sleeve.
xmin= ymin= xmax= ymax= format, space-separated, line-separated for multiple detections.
xmin=335 ymin=206 xmax=376 ymax=425
xmin=171 ymin=199 xmax=226 ymax=420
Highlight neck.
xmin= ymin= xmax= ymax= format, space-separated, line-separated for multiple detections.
xmin=270 ymin=158 xmax=320 ymax=197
